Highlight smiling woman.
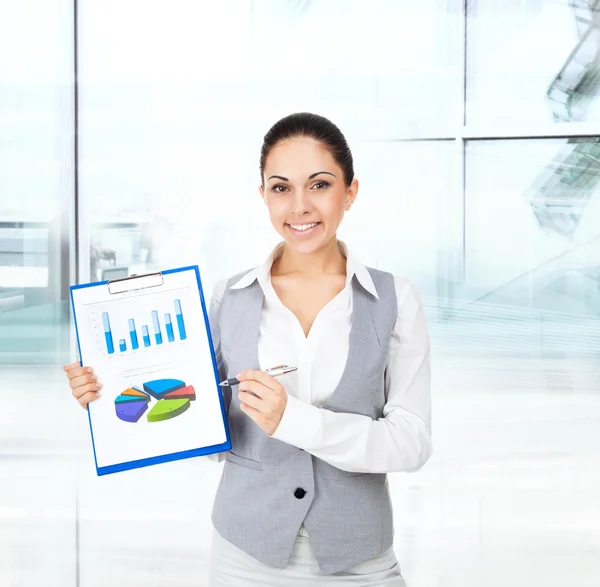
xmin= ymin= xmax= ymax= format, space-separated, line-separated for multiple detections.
xmin=205 ymin=113 xmax=432 ymax=586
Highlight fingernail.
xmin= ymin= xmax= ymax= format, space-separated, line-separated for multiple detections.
xmin=96 ymin=383 xmax=102 ymax=390
xmin=95 ymin=392 xmax=101 ymax=397
xmin=87 ymin=367 xmax=93 ymax=373
xmin=91 ymin=375 xmax=97 ymax=381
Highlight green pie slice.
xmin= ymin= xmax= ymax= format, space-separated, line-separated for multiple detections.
xmin=146 ymin=398 xmax=190 ymax=422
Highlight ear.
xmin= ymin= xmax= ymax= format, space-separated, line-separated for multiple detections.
xmin=259 ymin=184 xmax=267 ymax=205
xmin=345 ymin=178 xmax=359 ymax=211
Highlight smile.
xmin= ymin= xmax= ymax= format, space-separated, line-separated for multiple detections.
xmin=288 ymin=222 xmax=319 ymax=231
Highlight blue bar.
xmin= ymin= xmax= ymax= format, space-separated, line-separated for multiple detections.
xmin=142 ymin=325 xmax=151 ymax=347
xmin=119 ymin=339 xmax=127 ymax=352
xmin=102 ymin=312 xmax=115 ymax=355
xmin=128 ymin=319 xmax=139 ymax=350
xmin=152 ymin=310 xmax=163 ymax=345
xmin=165 ymin=313 xmax=175 ymax=342
xmin=175 ymin=299 xmax=187 ymax=340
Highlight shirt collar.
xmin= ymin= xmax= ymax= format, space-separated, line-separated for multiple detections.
xmin=229 ymin=241 xmax=379 ymax=299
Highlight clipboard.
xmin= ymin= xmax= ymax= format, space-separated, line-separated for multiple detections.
xmin=70 ymin=265 xmax=231 ymax=476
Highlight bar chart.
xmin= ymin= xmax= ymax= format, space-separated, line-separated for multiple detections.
xmin=102 ymin=312 xmax=115 ymax=354
xmin=128 ymin=319 xmax=139 ymax=350
xmin=101 ymin=298 xmax=188 ymax=355
xmin=152 ymin=311 xmax=163 ymax=345
xmin=165 ymin=313 xmax=175 ymax=342
xmin=142 ymin=325 xmax=150 ymax=348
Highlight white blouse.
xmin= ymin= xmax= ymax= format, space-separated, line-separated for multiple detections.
xmin=209 ymin=242 xmax=432 ymax=474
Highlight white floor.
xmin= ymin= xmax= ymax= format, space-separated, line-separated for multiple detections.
xmin=1 ymin=356 xmax=599 ymax=587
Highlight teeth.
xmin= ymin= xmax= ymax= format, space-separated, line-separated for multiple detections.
xmin=289 ymin=223 xmax=318 ymax=231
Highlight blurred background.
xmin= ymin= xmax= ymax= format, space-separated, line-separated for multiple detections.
xmin=1 ymin=0 xmax=599 ymax=585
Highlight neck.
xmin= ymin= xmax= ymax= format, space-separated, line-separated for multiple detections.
xmin=273 ymin=238 xmax=346 ymax=278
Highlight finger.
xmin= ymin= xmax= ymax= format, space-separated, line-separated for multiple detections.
xmin=63 ymin=362 xmax=81 ymax=372
xmin=237 ymin=370 xmax=279 ymax=391
xmin=66 ymin=366 xmax=93 ymax=381
xmin=78 ymin=391 xmax=100 ymax=409
xmin=238 ymin=380 xmax=271 ymax=400
xmin=238 ymin=390 xmax=263 ymax=412
xmin=239 ymin=401 xmax=261 ymax=419
xmin=72 ymin=382 xmax=102 ymax=399
xmin=69 ymin=373 xmax=98 ymax=390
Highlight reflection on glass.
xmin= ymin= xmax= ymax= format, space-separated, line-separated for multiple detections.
xmin=465 ymin=139 xmax=600 ymax=361
xmin=468 ymin=0 xmax=600 ymax=124
xmin=546 ymin=3 xmax=600 ymax=122
xmin=525 ymin=138 xmax=600 ymax=237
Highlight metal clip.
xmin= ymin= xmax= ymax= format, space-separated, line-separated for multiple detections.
xmin=107 ymin=271 xmax=164 ymax=295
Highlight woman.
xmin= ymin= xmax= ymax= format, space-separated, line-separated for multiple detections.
xmin=64 ymin=112 xmax=432 ymax=586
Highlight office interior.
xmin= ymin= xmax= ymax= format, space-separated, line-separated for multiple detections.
xmin=1 ymin=1 xmax=599 ymax=586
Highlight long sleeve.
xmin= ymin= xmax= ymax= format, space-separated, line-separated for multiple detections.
xmin=271 ymin=277 xmax=432 ymax=474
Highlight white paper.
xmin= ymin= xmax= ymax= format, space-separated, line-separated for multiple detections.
xmin=71 ymin=268 xmax=228 ymax=471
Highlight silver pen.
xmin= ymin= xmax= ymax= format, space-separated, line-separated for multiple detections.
xmin=218 ymin=364 xmax=297 ymax=387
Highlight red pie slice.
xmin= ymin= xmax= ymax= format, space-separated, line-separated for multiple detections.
xmin=164 ymin=385 xmax=196 ymax=401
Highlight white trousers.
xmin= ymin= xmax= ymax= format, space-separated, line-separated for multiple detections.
xmin=209 ymin=529 xmax=407 ymax=587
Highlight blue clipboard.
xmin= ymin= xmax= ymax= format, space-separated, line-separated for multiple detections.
xmin=70 ymin=265 xmax=231 ymax=476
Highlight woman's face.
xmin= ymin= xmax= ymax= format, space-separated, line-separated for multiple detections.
xmin=260 ymin=136 xmax=358 ymax=255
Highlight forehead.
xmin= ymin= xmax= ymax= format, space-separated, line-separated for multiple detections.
xmin=264 ymin=137 xmax=339 ymax=177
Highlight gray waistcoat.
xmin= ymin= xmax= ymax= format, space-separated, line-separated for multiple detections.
xmin=210 ymin=268 xmax=398 ymax=575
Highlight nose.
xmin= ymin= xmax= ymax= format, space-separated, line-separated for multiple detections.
xmin=291 ymin=188 xmax=311 ymax=216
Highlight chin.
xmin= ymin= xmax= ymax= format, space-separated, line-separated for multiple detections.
xmin=282 ymin=233 xmax=333 ymax=256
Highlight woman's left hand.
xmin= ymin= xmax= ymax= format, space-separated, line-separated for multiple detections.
xmin=236 ymin=370 xmax=288 ymax=436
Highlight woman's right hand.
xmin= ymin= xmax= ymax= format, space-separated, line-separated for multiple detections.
xmin=63 ymin=362 xmax=102 ymax=409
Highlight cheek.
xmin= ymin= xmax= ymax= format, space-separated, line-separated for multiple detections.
xmin=267 ymin=200 xmax=286 ymax=220
xmin=266 ymin=200 xmax=289 ymax=228
xmin=320 ymin=193 xmax=347 ymax=219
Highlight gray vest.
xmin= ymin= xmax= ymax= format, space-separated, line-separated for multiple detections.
xmin=210 ymin=268 xmax=398 ymax=575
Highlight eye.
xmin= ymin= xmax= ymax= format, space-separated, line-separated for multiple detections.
xmin=313 ymin=180 xmax=330 ymax=190
xmin=271 ymin=184 xmax=289 ymax=193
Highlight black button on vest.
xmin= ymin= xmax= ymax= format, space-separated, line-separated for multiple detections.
xmin=294 ymin=487 xmax=306 ymax=499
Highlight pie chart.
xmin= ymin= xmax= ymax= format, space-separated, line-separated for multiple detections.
xmin=114 ymin=379 xmax=196 ymax=423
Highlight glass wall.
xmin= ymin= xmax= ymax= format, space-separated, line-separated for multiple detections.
xmin=2 ymin=1 xmax=599 ymax=586
xmin=467 ymin=0 xmax=600 ymax=124
xmin=77 ymin=0 xmax=463 ymax=296
xmin=0 ymin=0 xmax=74 ymax=365
xmin=0 ymin=2 xmax=77 ymax=584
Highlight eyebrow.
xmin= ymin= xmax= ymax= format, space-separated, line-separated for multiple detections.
xmin=267 ymin=171 xmax=337 ymax=182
